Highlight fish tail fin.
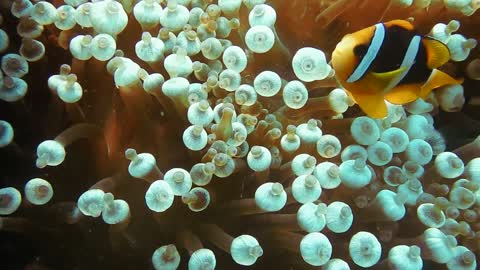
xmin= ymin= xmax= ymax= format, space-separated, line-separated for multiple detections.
xmin=422 ymin=38 xmax=450 ymax=69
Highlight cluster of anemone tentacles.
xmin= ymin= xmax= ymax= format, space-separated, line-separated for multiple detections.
xmin=1 ymin=0 xmax=480 ymax=269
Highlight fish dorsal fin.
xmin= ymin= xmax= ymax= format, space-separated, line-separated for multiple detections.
xmin=350 ymin=91 xmax=388 ymax=119
xmin=364 ymin=67 xmax=407 ymax=93
xmin=384 ymin=84 xmax=421 ymax=104
xmin=384 ymin=20 xmax=415 ymax=31
xmin=420 ymin=69 xmax=464 ymax=98
xmin=422 ymin=38 xmax=450 ymax=69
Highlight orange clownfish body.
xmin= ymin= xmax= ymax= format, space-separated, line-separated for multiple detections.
xmin=332 ymin=20 xmax=463 ymax=118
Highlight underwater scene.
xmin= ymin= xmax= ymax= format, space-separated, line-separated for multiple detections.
xmin=1 ymin=0 xmax=480 ymax=269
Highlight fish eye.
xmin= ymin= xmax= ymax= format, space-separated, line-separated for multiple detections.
xmin=353 ymin=44 xmax=368 ymax=57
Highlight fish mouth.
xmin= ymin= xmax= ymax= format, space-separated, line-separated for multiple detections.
xmin=333 ymin=35 xmax=356 ymax=58
xmin=331 ymin=35 xmax=357 ymax=81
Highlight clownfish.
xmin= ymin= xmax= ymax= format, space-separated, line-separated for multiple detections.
xmin=332 ymin=19 xmax=463 ymax=118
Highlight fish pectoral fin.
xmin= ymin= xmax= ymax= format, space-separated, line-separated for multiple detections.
xmin=351 ymin=92 xmax=388 ymax=119
xmin=384 ymin=84 xmax=421 ymax=104
xmin=364 ymin=67 xmax=407 ymax=92
xmin=420 ymin=69 xmax=463 ymax=98
xmin=422 ymin=38 xmax=450 ymax=69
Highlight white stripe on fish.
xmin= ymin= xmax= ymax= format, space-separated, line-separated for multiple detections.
xmin=384 ymin=35 xmax=422 ymax=93
xmin=347 ymin=23 xmax=385 ymax=83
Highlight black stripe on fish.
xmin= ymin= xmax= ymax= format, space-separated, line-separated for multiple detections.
xmin=370 ymin=25 xmax=414 ymax=73
xmin=353 ymin=24 xmax=432 ymax=86
xmin=398 ymin=38 xmax=434 ymax=85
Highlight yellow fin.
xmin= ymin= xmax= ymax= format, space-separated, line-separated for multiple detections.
xmin=363 ymin=67 xmax=407 ymax=93
xmin=384 ymin=20 xmax=415 ymax=31
xmin=422 ymin=38 xmax=450 ymax=69
xmin=351 ymin=92 xmax=388 ymax=119
xmin=420 ymin=69 xmax=464 ymax=98
xmin=384 ymin=84 xmax=421 ymax=104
